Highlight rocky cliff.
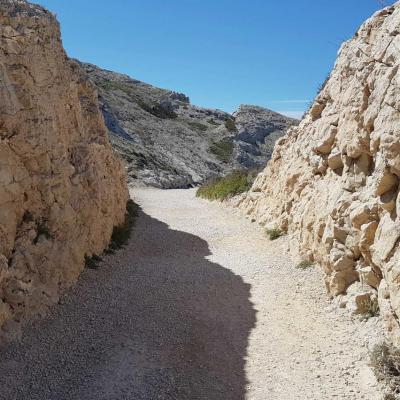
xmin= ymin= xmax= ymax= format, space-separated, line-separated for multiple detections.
xmin=0 ymin=0 xmax=128 ymax=341
xmin=235 ymin=4 xmax=400 ymax=342
xmin=81 ymin=63 xmax=298 ymax=188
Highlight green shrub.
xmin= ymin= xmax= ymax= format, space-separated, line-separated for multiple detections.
xmin=209 ymin=138 xmax=234 ymax=163
xmin=296 ymin=260 xmax=314 ymax=269
xmin=99 ymin=80 xmax=133 ymax=95
xmin=188 ymin=121 xmax=208 ymax=132
xmin=196 ymin=170 xmax=253 ymax=201
xmin=137 ymin=99 xmax=154 ymax=114
xmin=225 ymin=118 xmax=238 ymax=132
xmin=137 ymin=100 xmax=177 ymax=119
xmin=266 ymin=228 xmax=282 ymax=241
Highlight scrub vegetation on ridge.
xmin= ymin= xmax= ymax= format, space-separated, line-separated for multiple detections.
xmin=196 ymin=169 xmax=258 ymax=200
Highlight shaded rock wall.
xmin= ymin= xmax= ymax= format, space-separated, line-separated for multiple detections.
xmin=235 ymin=4 xmax=400 ymax=343
xmin=0 ymin=0 xmax=128 ymax=340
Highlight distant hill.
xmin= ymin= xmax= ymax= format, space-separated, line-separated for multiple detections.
xmin=81 ymin=62 xmax=298 ymax=188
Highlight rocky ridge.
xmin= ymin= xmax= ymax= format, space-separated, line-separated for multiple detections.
xmin=82 ymin=62 xmax=298 ymax=188
xmin=0 ymin=0 xmax=128 ymax=341
xmin=233 ymin=3 xmax=400 ymax=343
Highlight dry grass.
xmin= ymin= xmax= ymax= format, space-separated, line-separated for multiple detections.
xmin=86 ymin=200 xmax=139 ymax=268
xmin=266 ymin=228 xmax=282 ymax=241
xmin=296 ymin=260 xmax=314 ymax=270
xmin=370 ymin=342 xmax=400 ymax=399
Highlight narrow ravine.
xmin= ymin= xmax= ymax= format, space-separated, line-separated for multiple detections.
xmin=0 ymin=189 xmax=382 ymax=400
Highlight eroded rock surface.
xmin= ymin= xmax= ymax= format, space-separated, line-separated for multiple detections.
xmin=81 ymin=63 xmax=298 ymax=188
xmin=0 ymin=0 xmax=128 ymax=341
xmin=235 ymin=4 xmax=400 ymax=343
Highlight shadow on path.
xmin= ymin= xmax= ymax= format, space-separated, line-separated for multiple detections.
xmin=0 ymin=207 xmax=256 ymax=400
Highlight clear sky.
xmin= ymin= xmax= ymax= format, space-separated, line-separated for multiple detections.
xmin=37 ymin=0 xmax=395 ymax=118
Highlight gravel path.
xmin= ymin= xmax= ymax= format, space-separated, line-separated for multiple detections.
xmin=0 ymin=188 xmax=382 ymax=399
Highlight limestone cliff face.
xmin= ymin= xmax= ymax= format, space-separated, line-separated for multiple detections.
xmin=0 ymin=0 xmax=128 ymax=340
xmin=235 ymin=4 xmax=400 ymax=342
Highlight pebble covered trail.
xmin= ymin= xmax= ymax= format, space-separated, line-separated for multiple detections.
xmin=0 ymin=188 xmax=382 ymax=399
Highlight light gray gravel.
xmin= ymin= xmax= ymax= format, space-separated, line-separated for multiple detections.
xmin=0 ymin=188 xmax=382 ymax=399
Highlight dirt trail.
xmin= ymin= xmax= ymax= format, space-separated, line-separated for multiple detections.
xmin=0 ymin=188 xmax=382 ymax=399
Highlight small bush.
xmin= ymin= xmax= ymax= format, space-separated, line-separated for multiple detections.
xmin=362 ymin=297 xmax=380 ymax=318
xmin=370 ymin=343 xmax=400 ymax=398
xmin=85 ymin=254 xmax=103 ymax=270
xmin=137 ymin=100 xmax=177 ymax=119
xmin=208 ymin=118 xmax=219 ymax=126
xmin=266 ymin=228 xmax=282 ymax=241
xmin=99 ymin=80 xmax=133 ymax=96
xmin=296 ymin=260 xmax=314 ymax=270
xmin=188 ymin=121 xmax=208 ymax=132
xmin=225 ymin=118 xmax=237 ymax=132
xmin=107 ymin=199 xmax=139 ymax=252
xmin=196 ymin=170 xmax=253 ymax=201
xmin=209 ymin=138 xmax=234 ymax=163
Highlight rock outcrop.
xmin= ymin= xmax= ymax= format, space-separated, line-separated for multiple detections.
xmin=0 ymin=0 xmax=128 ymax=341
xmin=81 ymin=63 xmax=298 ymax=188
xmin=234 ymin=105 xmax=297 ymax=167
xmin=235 ymin=4 xmax=400 ymax=342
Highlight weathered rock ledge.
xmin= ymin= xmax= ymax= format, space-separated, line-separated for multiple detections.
xmin=0 ymin=0 xmax=128 ymax=341
xmin=234 ymin=3 xmax=400 ymax=343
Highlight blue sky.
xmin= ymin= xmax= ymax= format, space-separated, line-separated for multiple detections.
xmin=37 ymin=0 xmax=395 ymax=118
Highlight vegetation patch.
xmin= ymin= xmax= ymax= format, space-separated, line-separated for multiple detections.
xmin=209 ymin=138 xmax=234 ymax=163
xmin=99 ymin=80 xmax=133 ymax=95
xmin=187 ymin=121 xmax=208 ymax=132
xmin=208 ymin=118 xmax=219 ymax=126
xmin=296 ymin=260 xmax=314 ymax=270
xmin=370 ymin=342 xmax=400 ymax=399
xmin=107 ymin=199 xmax=139 ymax=252
xmin=225 ymin=118 xmax=238 ymax=132
xmin=137 ymin=100 xmax=177 ymax=119
xmin=266 ymin=228 xmax=282 ymax=241
xmin=86 ymin=200 xmax=139 ymax=268
xmin=196 ymin=170 xmax=253 ymax=201
xmin=85 ymin=254 xmax=103 ymax=270
xmin=361 ymin=297 xmax=380 ymax=318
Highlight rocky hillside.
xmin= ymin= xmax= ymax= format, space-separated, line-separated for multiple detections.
xmin=81 ymin=62 xmax=297 ymax=188
xmin=0 ymin=0 xmax=128 ymax=341
xmin=234 ymin=4 xmax=400 ymax=343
